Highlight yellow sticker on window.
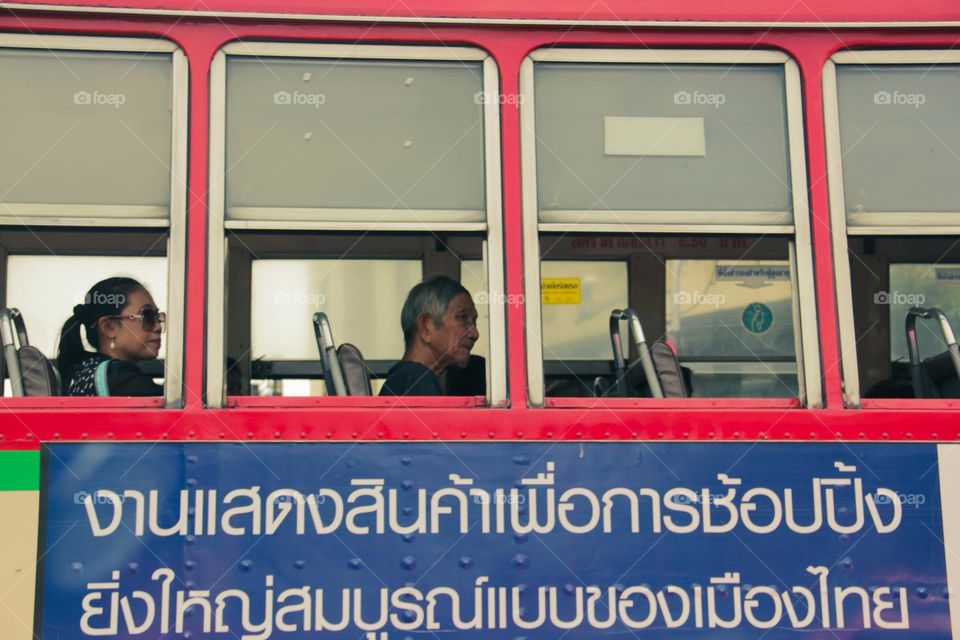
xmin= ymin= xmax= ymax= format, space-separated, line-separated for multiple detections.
xmin=541 ymin=278 xmax=581 ymax=304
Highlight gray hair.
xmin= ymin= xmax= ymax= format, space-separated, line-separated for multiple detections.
xmin=401 ymin=274 xmax=471 ymax=348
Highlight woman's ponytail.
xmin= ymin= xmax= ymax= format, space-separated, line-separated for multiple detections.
xmin=55 ymin=305 xmax=88 ymax=386
xmin=55 ymin=277 xmax=145 ymax=389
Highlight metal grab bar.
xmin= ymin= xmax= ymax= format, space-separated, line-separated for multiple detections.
xmin=905 ymin=307 xmax=960 ymax=399
xmin=0 ymin=308 xmax=26 ymax=397
xmin=312 ymin=312 xmax=347 ymax=396
xmin=609 ymin=308 xmax=663 ymax=398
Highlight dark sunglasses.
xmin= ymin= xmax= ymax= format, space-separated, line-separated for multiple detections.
xmin=108 ymin=308 xmax=166 ymax=331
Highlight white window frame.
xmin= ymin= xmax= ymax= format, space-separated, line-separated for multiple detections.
xmin=207 ymin=42 xmax=506 ymax=407
xmin=824 ymin=50 xmax=960 ymax=406
xmin=521 ymin=48 xmax=820 ymax=407
xmin=0 ymin=34 xmax=188 ymax=407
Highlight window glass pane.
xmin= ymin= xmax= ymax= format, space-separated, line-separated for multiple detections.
xmin=250 ymin=259 xmax=422 ymax=361
xmin=226 ymin=57 xmax=485 ymax=221
xmin=534 ymin=63 xmax=790 ymax=221
xmin=665 ymin=259 xmax=795 ymax=359
xmin=541 ymin=260 xmax=628 ymax=360
xmin=836 ymin=64 xmax=960 ymax=219
xmin=6 ymin=255 xmax=168 ymax=358
xmin=459 ymin=259 xmax=490 ymax=363
xmin=889 ymin=263 xmax=960 ymax=362
xmin=0 ymin=49 xmax=172 ymax=214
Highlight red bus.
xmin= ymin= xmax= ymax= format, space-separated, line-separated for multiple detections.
xmin=1 ymin=1 xmax=960 ymax=638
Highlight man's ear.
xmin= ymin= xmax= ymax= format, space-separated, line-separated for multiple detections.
xmin=417 ymin=313 xmax=433 ymax=344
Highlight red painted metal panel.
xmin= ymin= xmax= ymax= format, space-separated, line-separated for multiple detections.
xmin=6 ymin=0 xmax=960 ymax=25
xmin=1 ymin=10 xmax=960 ymax=446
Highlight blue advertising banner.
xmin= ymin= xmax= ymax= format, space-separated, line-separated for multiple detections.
xmin=37 ymin=442 xmax=950 ymax=638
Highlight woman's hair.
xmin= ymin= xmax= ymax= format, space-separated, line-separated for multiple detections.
xmin=56 ymin=277 xmax=146 ymax=386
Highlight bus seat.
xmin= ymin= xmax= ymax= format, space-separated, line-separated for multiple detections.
xmin=0 ymin=308 xmax=60 ymax=396
xmin=312 ymin=312 xmax=347 ymax=396
xmin=649 ymin=341 xmax=690 ymax=399
xmin=610 ymin=308 xmax=690 ymax=399
xmin=337 ymin=343 xmax=372 ymax=396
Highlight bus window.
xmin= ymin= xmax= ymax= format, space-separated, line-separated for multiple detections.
xmin=827 ymin=52 xmax=960 ymax=402
xmin=536 ymin=235 xmax=800 ymax=399
xmin=522 ymin=50 xmax=818 ymax=404
xmin=227 ymin=233 xmax=490 ymax=397
xmin=0 ymin=42 xmax=175 ymax=220
xmin=0 ymin=35 xmax=187 ymax=404
xmin=209 ymin=43 xmax=505 ymax=405
xmin=0 ymin=229 xmax=172 ymax=397
xmin=666 ymin=259 xmax=797 ymax=397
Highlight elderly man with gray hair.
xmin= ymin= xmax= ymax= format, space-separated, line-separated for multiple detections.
xmin=380 ymin=274 xmax=480 ymax=396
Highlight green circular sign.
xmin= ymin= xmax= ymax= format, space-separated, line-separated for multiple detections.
xmin=742 ymin=302 xmax=774 ymax=334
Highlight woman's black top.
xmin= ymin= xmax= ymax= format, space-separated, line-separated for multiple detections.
xmin=68 ymin=355 xmax=163 ymax=397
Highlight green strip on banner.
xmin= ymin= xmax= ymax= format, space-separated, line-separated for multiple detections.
xmin=0 ymin=451 xmax=40 ymax=491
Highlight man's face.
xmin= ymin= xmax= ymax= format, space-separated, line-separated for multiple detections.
xmin=426 ymin=292 xmax=479 ymax=371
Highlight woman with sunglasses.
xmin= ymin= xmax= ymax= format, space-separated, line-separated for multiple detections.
xmin=56 ymin=277 xmax=166 ymax=396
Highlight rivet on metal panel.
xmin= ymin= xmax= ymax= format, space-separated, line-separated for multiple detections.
xmin=784 ymin=432 xmax=791 ymax=439
xmin=809 ymin=432 xmax=816 ymax=439
xmin=185 ymin=560 xmax=195 ymax=570
xmin=760 ymin=433 xmax=767 ymax=440
xmin=187 ymin=455 xmax=198 ymax=464
xmin=488 ymin=431 xmax=496 ymax=439
xmin=81 ymin=433 xmax=88 ymax=440
xmin=708 ymin=432 xmax=715 ymax=439
xmin=351 ymin=432 xmax=358 ymax=439
xmin=401 ymin=457 xmax=412 ymax=466
xmin=71 ymin=562 xmax=83 ymax=574
xmin=402 ymin=480 xmax=414 ymax=491
xmin=106 ymin=432 xmax=114 ymax=439
xmin=917 ymin=586 xmax=929 ymax=599
xmin=246 ymin=432 xmax=253 ymax=439
xmin=575 ymin=432 xmax=583 ymax=438
xmin=432 ymin=433 xmax=439 ymax=439
xmin=377 ymin=432 xmax=384 ymax=439
xmin=630 ymin=432 xmax=637 ymax=439
xmin=906 ymin=432 xmax=914 ymax=439
xmin=511 ymin=554 xmax=530 ymax=569
xmin=459 ymin=556 xmax=473 ymax=569
xmin=882 ymin=433 xmax=890 ymax=439
xmin=514 ymin=533 xmax=528 ymax=544
xmin=127 ymin=562 xmax=138 ymax=573
xmin=274 ymin=431 xmax=281 ymax=439
xmin=460 ymin=432 xmax=467 ymax=438
xmin=53 ymin=432 xmax=61 ymax=439
xmin=733 ymin=432 xmax=740 ymax=439
xmin=188 ymin=431 xmax=195 ymax=439
xmin=657 ymin=432 xmax=664 ymax=439
xmin=858 ymin=433 xmax=866 ymax=439
xmin=402 ymin=534 xmax=415 ymax=543
xmin=348 ymin=558 xmax=363 ymax=570
xmin=401 ymin=555 xmax=416 ymax=570
xmin=932 ymin=433 xmax=939 ymax=439
xmin=218 ymin=432 xmax=225 ymax=439
xmin=294 ymin=560 xmax=305 ymax=569
xmin=682 ymin=432 xmax=689 ymax=439
xmin=239 ymin=559 xmax=253 ymax=572
xmin=300 ymin=432 xmax=307 ymax=439
xmin=326 ymin=432 xmax=333 ymax=439
xmin=403 ymin=432 xmax=410 ymax=439
xmin=603 ymin=431 xmax=610 ymax=438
